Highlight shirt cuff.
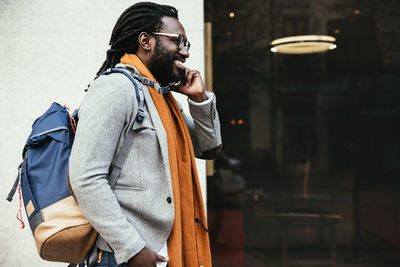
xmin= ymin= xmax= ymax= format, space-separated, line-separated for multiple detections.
xmin=187 ymin=91 xmax=214 ymax=106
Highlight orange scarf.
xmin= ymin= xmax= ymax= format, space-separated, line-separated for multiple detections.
xmin=120 ymin=54 xmax=212 ymax=267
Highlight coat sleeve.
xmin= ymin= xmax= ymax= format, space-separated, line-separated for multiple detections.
xmin=183 ymin=91 xmax=222 ymax=159
xmin=68 ymin=74 xmax=146 ymax=264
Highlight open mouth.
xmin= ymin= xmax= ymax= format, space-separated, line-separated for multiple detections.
xmin=171 ymin=59 xmax=187 ymax=84
xmin=174 ymin=59 xmax=186 ymax=70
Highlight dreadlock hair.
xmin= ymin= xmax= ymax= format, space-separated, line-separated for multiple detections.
xmin=96 ymin=2 xmax=178 ymax=76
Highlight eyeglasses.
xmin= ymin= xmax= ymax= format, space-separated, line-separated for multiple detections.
xmin=152 ymin=32 xmax=191 ymax=51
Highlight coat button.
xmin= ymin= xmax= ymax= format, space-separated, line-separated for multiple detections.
xmin=167 ymin=197 xmax=172 ymax=204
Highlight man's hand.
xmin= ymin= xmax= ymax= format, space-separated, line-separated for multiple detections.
xmin=173 ymin=67 xmax=207 ymax=103
xmin=127 ymin=247 xmax=169 ymax=267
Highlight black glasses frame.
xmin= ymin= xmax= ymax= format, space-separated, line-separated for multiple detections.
xmin=152 ymin=32 xmax=191 ymax=51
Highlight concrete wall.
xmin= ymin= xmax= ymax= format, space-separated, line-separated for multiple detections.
xmin=0 ymin=1 xmax=205 ymax=266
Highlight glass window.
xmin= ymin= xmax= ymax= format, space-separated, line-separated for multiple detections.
xmin=205 ymin=0 xmax=400 ymax=266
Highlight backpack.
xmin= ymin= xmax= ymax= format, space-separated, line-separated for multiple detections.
xmin=6 ymin=67 xmax=147 ymax=265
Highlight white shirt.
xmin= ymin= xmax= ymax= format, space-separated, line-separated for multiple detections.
xmin=157 ymin=242 xmax=168 ymax=267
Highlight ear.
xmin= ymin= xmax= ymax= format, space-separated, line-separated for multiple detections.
xmin=138 ymin=32 xmax=153 ymax=52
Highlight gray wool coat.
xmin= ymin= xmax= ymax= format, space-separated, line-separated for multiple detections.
xmin=68 ymin=64 xmax=222 ymax=264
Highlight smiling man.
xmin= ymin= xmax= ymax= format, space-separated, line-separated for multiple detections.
xmin=69 ymin=2 xmax=221 ymax=267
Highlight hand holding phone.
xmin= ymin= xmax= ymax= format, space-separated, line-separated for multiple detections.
xmin=172 ymin=66 xmax=207 ymax=102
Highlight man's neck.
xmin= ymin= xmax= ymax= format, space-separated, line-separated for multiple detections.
xmin=135 ymin=51 xmax=152 ymax=71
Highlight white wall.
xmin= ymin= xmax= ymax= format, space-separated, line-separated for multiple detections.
xmin=0 ymin=1 xmax=204 ymax=266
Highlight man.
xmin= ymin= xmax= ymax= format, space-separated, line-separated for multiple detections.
xmin=69 ymin=2 xmax=221 ymax=267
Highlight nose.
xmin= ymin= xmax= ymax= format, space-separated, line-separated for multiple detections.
xmin=179 ymin=47 xmax=189 ymax=58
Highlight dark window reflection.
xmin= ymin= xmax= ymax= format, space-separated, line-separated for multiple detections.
xmin=205 ymin=0 xmax=400 ymax=266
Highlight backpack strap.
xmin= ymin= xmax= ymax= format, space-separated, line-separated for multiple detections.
xmin=6 ymin=162 xmax=24 ymax=202
xmin=100 ymin=68 xmax=145 ymax=189
xmin=114 ymin=63 xmax=172 ymax=95
xmin=106 ymin=129 xmax=135 ymax=189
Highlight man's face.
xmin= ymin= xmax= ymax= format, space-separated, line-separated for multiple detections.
xmin=148 ymin=17 xmax=189 ymax=86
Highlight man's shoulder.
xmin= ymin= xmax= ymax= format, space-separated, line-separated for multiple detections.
xmin=79 ymin=72 xmax=140 ymax=119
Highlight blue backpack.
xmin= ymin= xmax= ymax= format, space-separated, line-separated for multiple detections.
xmin=6 ymin=67 xmax=148 ymax=266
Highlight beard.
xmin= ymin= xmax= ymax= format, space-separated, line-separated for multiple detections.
xmin=148 ymin=39 xmax=183 ymax=86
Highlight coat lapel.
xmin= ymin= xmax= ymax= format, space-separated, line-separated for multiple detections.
xmin=141 ymin=84 xmax=172 ymax=186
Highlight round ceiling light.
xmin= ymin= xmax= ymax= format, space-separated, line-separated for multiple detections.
xmin=270 ymin=35 xmax=337 ymax=54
